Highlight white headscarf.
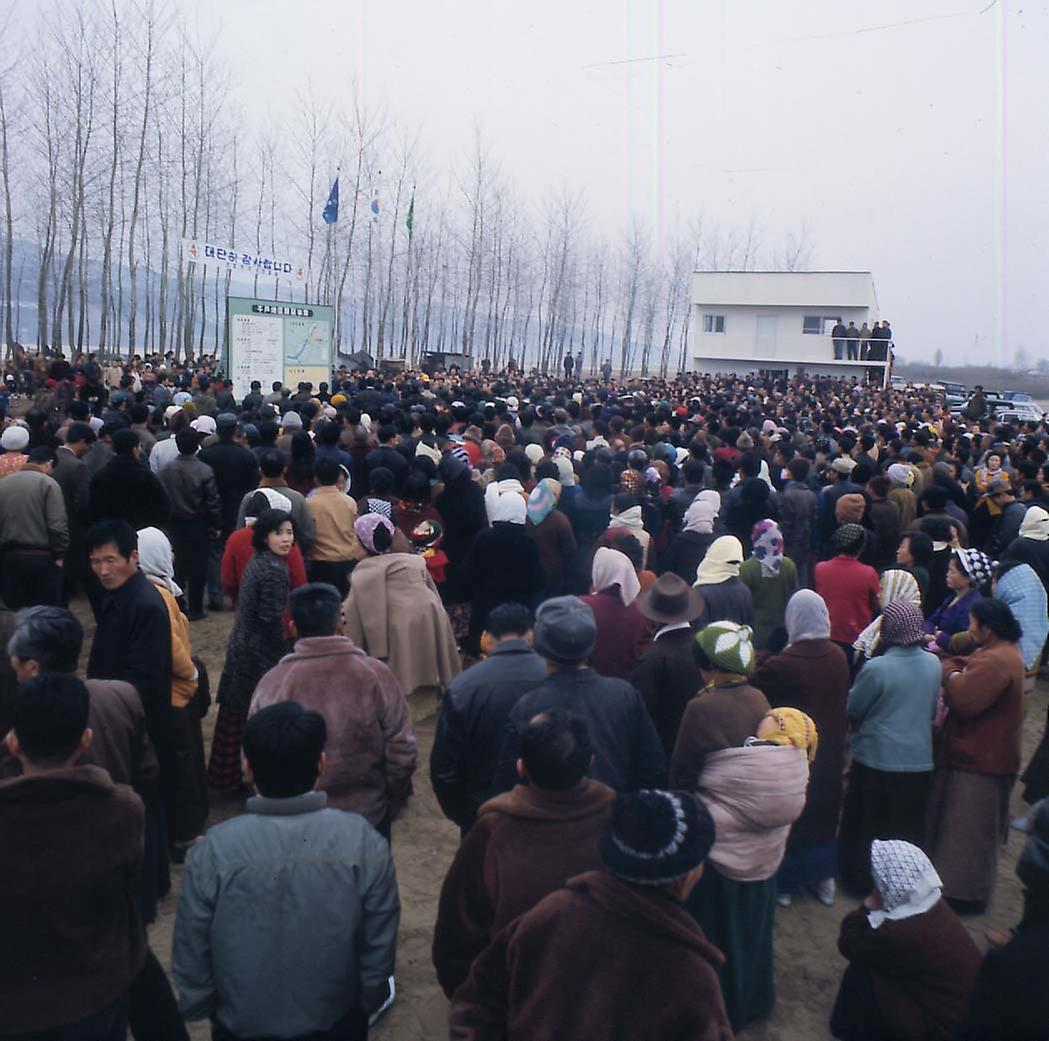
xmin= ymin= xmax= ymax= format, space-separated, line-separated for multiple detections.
xmin=485 ymin=478 xmax=525 ymax=524
xmin=1020 ymin=506 xmax=1049 ymax=542
xmin=247 ymin=487 xmax=293 ymax=519
xmin=785 ymin=589 xmax=831 ymax=644
xmin=695 ymin=535 xmax=744 ymax=586
xmin=868 ymin=839 xmax=942 ymax=930
xmin=136 ymin=526 xmax=182 ymax=598
xmin=591 ymin=546 xmax=641 ymax=606
xmin=683 ymin=490 xmax=720 ymax=535
xmin=490 ymin=488 xmax=526 ymax=524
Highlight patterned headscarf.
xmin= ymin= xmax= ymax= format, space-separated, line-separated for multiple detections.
xmin=355 ymin=514 xmax=396 ymax=555
xmin=751 ymin=520 xmax=784 ymax=578
xmin=954 ymin=547 xmax=996 ymax=591
xmin=758 ymin=708 xmax=819 ymax=763
xmin=880 ymin=601 xmax=927 ymax=648
xmin=527 ymin=478 xmax=562 ymax=526
xmin=854 ymin=569 xmax=922 ymax=659
xmin=868 ymin=840 xmax=942 ymax=929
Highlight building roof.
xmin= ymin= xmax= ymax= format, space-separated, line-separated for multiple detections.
xmin=693 ymin=270 xmax=876 ymax=309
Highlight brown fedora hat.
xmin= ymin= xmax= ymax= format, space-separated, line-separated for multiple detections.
xmin=637 ymin=572 xmax=705 ymax=626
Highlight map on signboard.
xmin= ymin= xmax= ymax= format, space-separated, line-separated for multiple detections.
xmin=284 ymin=317 xmax=330 ymax=367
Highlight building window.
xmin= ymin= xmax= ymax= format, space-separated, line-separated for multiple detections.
xmin=802 ymin=316 xmax=823 ymax=334
xmin=703 ymin=314 xmax=726 ymax=333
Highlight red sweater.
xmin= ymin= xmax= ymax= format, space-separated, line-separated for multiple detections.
xmin=815 ymin=555 xmax=881 ymax=645
xmin=221 ymin=527 xmax=308 ymax=634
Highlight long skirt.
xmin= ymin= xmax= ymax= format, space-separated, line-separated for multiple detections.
xmin=686 ymin=866 xmax=777 ymax=1033
xmin=207 ymin=704 xmax=248 ymax=792
xmin=838 ymin=762 xmax=931 ymax=895
xmin=925 ymin=767 xmax=1012 ymax=905
xmin=777 ymin=840 xmax=838 ymax=895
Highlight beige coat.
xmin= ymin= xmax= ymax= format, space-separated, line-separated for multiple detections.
xmin=343 ymin=552 xmax=461 ymax=694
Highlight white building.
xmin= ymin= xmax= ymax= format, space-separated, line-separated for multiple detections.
xmin=691 ymin=271 xmax=889 ymax=385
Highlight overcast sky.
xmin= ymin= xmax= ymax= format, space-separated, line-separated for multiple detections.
xmin=184 ymin=0 xmax=1045 ymax=366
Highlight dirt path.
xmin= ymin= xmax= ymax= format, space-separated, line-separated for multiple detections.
xmin=130 ymin=606 xmax=1037 ymax=1040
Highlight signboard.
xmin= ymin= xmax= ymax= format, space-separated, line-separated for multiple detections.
xmin=227 ymin=296 xmax=333 ymax=393
xmin=183 ymin=239 xmax=306 ymax=283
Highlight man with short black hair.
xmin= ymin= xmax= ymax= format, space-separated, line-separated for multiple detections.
xmin=433 ymin=709 xmax=614 ymax=996
xmin=249 ymin=583 xmax=415 ymax=839
xmin=159 ymin=430 xmax=222 ymax=620
xmin=0 ymin=445 xmax=69 ymax=609
xmin=86 ymin=520 xmax=176 ymax=840
xmin=0 ymin=674 xmax=147 ymax=1041
xmin=89 ymin=427 xmax=170 ymax=530
xmin=431 ymin=602 xmax=548 ymax=831
xmin=174 ymin=701 xmax=400 ymax=1041
xmin=306 ymin=457 xmax=364 ymax=596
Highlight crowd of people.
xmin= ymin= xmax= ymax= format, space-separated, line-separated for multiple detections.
xmin=830 ymin=320 xmax=894 ymax=362
xmin=3 ymin=345 xmax=1049 ymax=1041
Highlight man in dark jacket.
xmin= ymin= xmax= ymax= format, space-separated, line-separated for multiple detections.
xmin=431 ymin=603 xmax=548 ymax=831
xmin=198 ymin=415 xmax=259 ymax=611
xmin=449 ymin=789 xmax=732 ymax=1041
xmin=86 ymin=520 xmax=175 ymax=837
xmin=53 ymin=421 xmax=95 ymax=600
xmin=364 ymin=424 xmax=409 ymax=492
xmin=0 ymin=674 xmax=147 ymax=1040
xmin=158 ymin=429 xmax=222 ymax=620
xmin=985 ymin=480 xmax=1028 ymax=559
xmin=89 ymin=428 xmax=170 ymax=530
xmin=631 ymin=574 xmax=706 ymax=757
xmin=433 ymin=710 xmax=614 ymax=997
xmin=495 ymin=596 xmax=666 ymax=793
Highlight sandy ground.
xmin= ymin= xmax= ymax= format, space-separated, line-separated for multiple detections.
xmin=90 ymin=602 xmax=1037 ymax=1041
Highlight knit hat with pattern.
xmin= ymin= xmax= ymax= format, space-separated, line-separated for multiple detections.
xmin=696 ymin=620 xmax=756 ymax=675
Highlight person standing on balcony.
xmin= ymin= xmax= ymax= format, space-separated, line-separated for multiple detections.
xmin=845 ymin=321 xmax=860 ymax=360
xmin=831 ymin=320 xmax=848 ymax=360
xmin=859 ymin=321 xmax=871 ymax=358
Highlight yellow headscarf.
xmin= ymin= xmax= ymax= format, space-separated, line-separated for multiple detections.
xmin=757 ymin=708 xmax=819 ymax=763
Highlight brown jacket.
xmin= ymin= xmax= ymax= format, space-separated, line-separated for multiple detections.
xmin=838 ymin=898 xmax=982 ymax=1041
xmin=249 ymin=635 xmax=417 ymax=825
xmin=449 ymin=870 xmax=733 ymax=1041
xmin=0 ymin=765 xmax=146 ymax=1032
xmin=753 ymin=638 xmax=850 ymax=847
xmin=669 ymin=680 xmax=770 ymax=789
xmin=940 ymin=639 xmax=1025 ymax=775
xmin=433 ymin=779 xmax=614 ymax=997
xmin=306 ymin=485 xmax=365 ymax=563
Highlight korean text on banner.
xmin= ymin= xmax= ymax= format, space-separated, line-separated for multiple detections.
xmin=182 ymin=239 xmax=307 ymax=283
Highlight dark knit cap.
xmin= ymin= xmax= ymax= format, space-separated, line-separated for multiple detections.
xmin=600 ymin=790 xmax=715 ymax=885
xmin=833 ymin=523 xmax=866 ymax=555
xmin=533 ymin=596 xmax=596 ymax=665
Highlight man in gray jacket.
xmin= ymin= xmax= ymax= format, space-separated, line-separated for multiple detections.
xmin=173 ymin=701 xmax=399 ymax=1041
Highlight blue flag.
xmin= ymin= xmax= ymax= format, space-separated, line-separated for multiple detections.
xmin=323 ymin=176 xmax=339 ymax=224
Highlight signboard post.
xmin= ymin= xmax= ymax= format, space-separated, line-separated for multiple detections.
xmin=227 ymin=296 xmax=333 ymax=393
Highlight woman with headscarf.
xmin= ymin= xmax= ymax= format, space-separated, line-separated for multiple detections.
xmin=958 ymin=799 xmax=1049 ymax=1041
xmin=923 ymin=548 xmax=991 ymax=654
xmin=838 ymin=602 xmax=942 ymax=895
xmin=694 ymin=534 xmax=754 ymax=627
xmin=680 ymin=688 xmax=812 ymax=1031
xmin=853 ymin=569 xmax=923 ymax=668
xmin=580 ymin=546 xmax=647 ymax=680
xmin=463 ymin=489 xmax=543 ymax=653
xmin=525 ymin=477 xmax=576 ymax=598
xmin=659 ymin=490 xmax=719 ymax=585
xmin=436 ymin=449 xmax=488 ymax=615
xmin=137 ymin=526 xmax=207 ymax=846
xmin=483 ymin=465 xmax=526 ymax=525
xmin=753 ymin=590 xmax=850 ymax=907
xmin=209 ymin=508 xmax=294 ymax=791
xmin=739 ymin=520 xmax=798 ymax=649
xmin=344 ymin=513 xmax=461 ymax=696
xmin=926 ymin=597 xmax=1024 ymax=914
xmin=887 ymin=463 xmax=918 ymax=530
xmin=1002 ymin=503 xmax=1049 ymax=596
xmin=831 ymin=840 xmax=981 ymax=1041
xmin=606 ymin=492 xmax=651 ymax=569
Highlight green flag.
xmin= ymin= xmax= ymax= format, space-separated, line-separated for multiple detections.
xmin=406 ymin=193 xmax=415 ymax=240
